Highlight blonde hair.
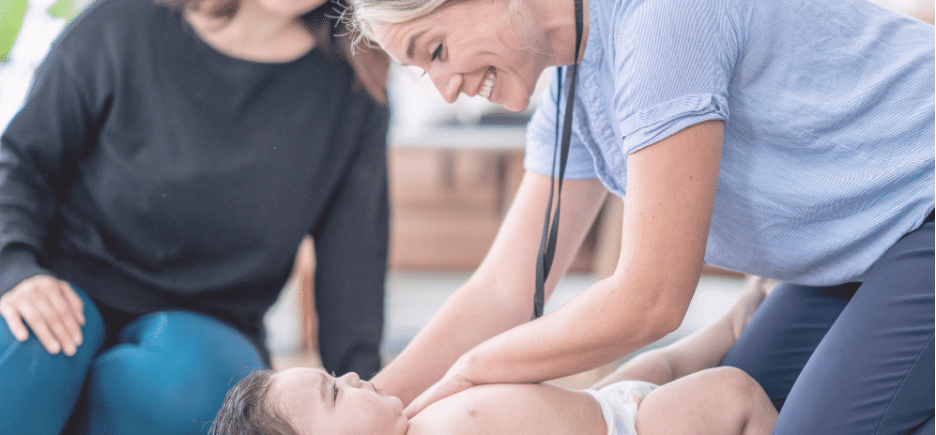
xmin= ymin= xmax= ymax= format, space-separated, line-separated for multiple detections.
xmin=343 ymin=0 xmax=519 ymax=48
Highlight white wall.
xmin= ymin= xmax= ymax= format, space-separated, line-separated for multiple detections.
xmin=0 ymin=0 xmax=79 ymax=130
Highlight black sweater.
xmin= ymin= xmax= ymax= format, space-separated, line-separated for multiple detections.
xmin=0 ymin=0 xmax=390 ymax=348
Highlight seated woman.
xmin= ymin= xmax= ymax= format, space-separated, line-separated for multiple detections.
xmin=209 ymin=281 xmax=775 ymax=435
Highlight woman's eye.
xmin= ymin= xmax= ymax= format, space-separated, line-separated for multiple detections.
xmin=333 ymin=383 xmax=339 ymax=400
xmin=430 ymin=44 xmax=442 ymax=61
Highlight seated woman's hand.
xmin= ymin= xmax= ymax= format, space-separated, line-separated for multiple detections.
xmin=0 ymin=275 xmax=85 ymax=356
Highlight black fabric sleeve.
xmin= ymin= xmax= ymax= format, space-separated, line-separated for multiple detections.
xmin=310 ymin=101 xmax=390 ymax=376
xmin=0 ymin=31 xmax=102 ymax=296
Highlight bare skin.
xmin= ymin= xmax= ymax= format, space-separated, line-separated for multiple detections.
xmin=371 ymin=0 xmax=586 ymax=112
xmin=406 ymin=366 xmax=775 ymax=435
xmin=382 ymin=119 xmax=724 ymax=417
xmin=365 ymin=0 xmax=727 ymax=413
xmin=407 ymin=383 xmax=607 ymax=435
xmin=410 ymin=282 xmax=775 ymax=435
xmin=372 ymin=173 xmax=609 ymax=405
xmin=635 ymin=367 xmax=776 ymax=435
xmin=0 ymin=275 xmax=84 ymax=356
xmin=183 ymin=0 xmax=322 ymax=63
xmin=270 ymin=281 xmax=776 ymax=435
xmin=593 ymin=275 xmax=768 ymax=389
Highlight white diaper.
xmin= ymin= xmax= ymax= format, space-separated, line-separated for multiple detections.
xmin=584 ymin=380 xmax=658 ymax=435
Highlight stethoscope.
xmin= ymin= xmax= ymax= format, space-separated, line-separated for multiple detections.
xmin=532 ymin=0 xmax=584 ymax=320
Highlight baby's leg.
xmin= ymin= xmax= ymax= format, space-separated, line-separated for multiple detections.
xmin=635 ymin=366 xmax=776 ymax=435
xmin=729 ymin=276 xmax=770 ymax=341
xmin=593 ymin=280 xmax=768 ymax=389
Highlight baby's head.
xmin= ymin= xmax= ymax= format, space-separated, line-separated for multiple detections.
xmin=210 ymin=368 xmax=407 ymax=435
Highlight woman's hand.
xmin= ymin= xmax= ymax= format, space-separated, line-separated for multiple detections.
xmin=403 ymin=361 xmax=476 ymax=418
xmin=372 ymin=174 xmax=608 ymax=406
xmin=0 ymin=275 xmax=85 ymax=356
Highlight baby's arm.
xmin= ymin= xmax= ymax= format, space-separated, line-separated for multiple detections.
xmin=591 ymin=277 xmax=767 ymax=388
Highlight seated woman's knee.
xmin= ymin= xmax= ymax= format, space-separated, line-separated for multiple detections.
xmin=84 ymin=311 xmax=264 ymax=434
xmin=86 ymin=345 xmax=245 ymax=432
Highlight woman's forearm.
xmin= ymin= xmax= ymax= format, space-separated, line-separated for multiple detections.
xmin=451 ymin=121 xmax=725 ymax=389
xmin=590 ymin=312 xmax=732 ymax=389
xmin=453 ymin=271 xmax=691 ymax=386
xmin=372 ymin=173 xmax=608 ymax=405
xmin=592 ymin=275 xmax=769 ymax=389
xmin=371 ymin=277 xmax=530 ymax=405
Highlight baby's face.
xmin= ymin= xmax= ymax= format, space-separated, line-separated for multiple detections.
xmin=269 ymin=367 xmax=407 ymax=435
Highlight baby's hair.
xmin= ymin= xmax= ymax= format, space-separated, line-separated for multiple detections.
xmin=209 ymin=370 xmax=300 ymax=435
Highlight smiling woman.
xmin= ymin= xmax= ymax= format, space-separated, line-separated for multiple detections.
xmin=344 ymin=0 xmax=934 ymax=433
xmin=348 ymin=0 xmax=571 ymax=111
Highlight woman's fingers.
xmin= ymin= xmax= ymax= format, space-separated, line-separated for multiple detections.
xmin=61 ymin=282 xmax=86 ymax=326
xmin=403 ymin=372 xmax=474 ymax=419
xmin=403 ymin=385 xmax=443 ymax=419
xmin=45 ymin=286 xmax=83 ymax=353
xmin=15 ymin=299 xmax=63 ymax=354
xmin=0 ymin=301 xmax=29 ymax=342
xmin=0 ymin=275 xmax=84 ymax=356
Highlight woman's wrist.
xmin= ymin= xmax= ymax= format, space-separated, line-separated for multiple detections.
xmin=449 ymin=351 xmax=478 ymax=385
xmin=452 ymin=340 xmax=520 ymax=387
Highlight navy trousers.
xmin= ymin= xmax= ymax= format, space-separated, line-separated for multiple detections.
xmin=0 ymin=287 xmax=265 ymax=435
xmin=721 ymin=221 xmax=934 ymax=434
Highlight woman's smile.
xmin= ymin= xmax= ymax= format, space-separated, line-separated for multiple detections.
xmin=479 ymin=67 xmax=497 ymax=100
xmin=370 ymin=0 xmax=560 ymax=112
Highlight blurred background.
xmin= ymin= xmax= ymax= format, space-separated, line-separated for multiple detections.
xmin=1 ymin=0 xmax=932 ymax=388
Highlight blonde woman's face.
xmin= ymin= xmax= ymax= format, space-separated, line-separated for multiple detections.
xmin=372 ymin=0 xmax=550 ymax=112
xmin=270 ymin=368 xmax=407 ymax=435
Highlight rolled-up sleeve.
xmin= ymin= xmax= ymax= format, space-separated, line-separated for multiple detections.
xmin=524 ymin=68 xmax=599 ymax=180
xmin=610 ymin=0 xmax=735 ymax=154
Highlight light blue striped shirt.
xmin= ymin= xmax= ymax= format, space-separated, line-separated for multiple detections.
xmin=525 ymin=0 xmax=934 ymax=285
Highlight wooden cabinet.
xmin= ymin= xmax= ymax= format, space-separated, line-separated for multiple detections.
xmin=388 ymin=145 xmax=599 ymax=272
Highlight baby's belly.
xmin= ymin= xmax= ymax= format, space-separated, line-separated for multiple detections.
xmin=408 ymin=384 xmax=605 ymax=435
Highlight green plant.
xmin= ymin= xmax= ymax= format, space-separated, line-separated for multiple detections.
xmin=47 ymin=0 xmax=85 ymax=18
xmin=0 ymin=0 xmax=29 ymax=63
xmin=0 ymin=0 xmax=85 ymax=63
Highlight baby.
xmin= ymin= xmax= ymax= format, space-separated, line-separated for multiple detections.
xmin=210 ymin=281 xmax=775 ymax=435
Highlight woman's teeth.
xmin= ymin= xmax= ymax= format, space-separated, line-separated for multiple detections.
xmin=479 ymin=68 xmax=496 ymax=99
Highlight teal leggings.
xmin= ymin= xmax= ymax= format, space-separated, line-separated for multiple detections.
xmin=0 ymin=287 xmax=265 ymax=435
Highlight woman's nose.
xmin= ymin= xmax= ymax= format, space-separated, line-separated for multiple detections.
xmin=427 ymin=67 xmax=462 ymax=103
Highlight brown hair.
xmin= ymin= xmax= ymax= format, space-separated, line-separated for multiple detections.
xmin=156 ymin=0 xmax=389 ymax=104
xmin=208 ymin=370 xmax=301 ymax=435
